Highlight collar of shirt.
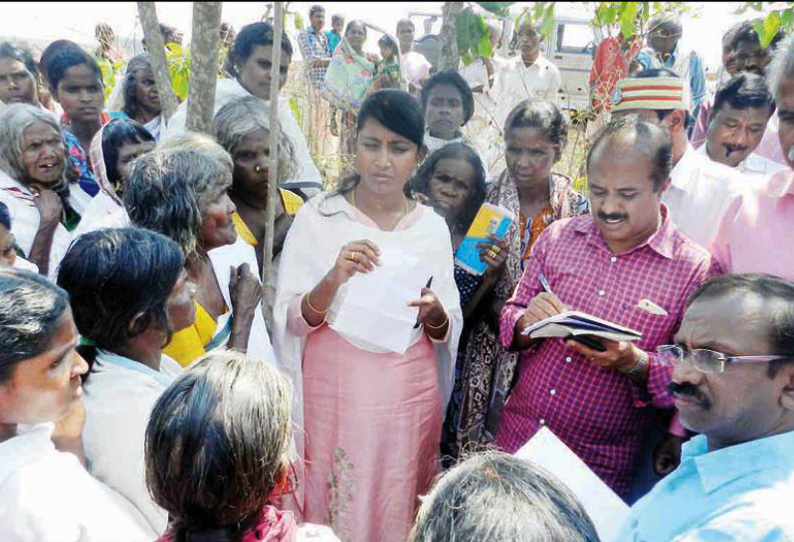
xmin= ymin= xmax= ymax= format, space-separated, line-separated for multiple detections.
xmin=763 ymin=167 xmax=794 ymax=198
xmin=682 ymin=430 xmax=794 ymax=495
xmin=573 ymin=202 xmax=675 ymax=259
xmin=95 ymin=349 xmax=174 ymax=388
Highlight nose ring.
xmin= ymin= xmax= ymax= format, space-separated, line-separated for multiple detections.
xmin=254 ymin=165 xmax=262 ymax=173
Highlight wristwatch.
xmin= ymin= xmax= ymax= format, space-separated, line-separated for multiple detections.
xmin=626 ymin=349 xmax=649 ymax=378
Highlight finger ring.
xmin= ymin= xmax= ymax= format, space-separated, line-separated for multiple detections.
xmin=492 ymin=245 xmax=500 ymax=254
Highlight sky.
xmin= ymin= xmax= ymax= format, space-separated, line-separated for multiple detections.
xmin=0 ymin=2 xmax=760 ymax=71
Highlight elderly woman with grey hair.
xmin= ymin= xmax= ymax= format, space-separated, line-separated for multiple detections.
xmin=213 ymin=95 xmax=302 ymax=268
xmin=0 ymin=103 xmax=93 ymax=278
xmin=410 ymin=451 xmax=600 ymax=542
xmin=124 ymin=132 xmax=277 ymax=368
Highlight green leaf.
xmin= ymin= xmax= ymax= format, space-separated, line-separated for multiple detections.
xmin=476 ymin=2 xmax=514 ymax=17
xmin=619 ymin=2 xmax=639 ymax=39
xmin=782 ymin=8 xmax=794 ymax=31
xmin=761 ymin=11 xmax=782 ymax=48
xmin=293 ymin=13 xmax=304 ymax=31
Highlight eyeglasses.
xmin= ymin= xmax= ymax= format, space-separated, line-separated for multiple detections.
xmin=656 ymin=345 xmax=791 ymax=374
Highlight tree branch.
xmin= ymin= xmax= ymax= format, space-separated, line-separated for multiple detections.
xmin=136 ymin=2 xmax=178 ymax=121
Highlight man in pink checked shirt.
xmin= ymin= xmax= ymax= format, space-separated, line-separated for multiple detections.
xmin=494 ymin=116 xmax=721 ymax=499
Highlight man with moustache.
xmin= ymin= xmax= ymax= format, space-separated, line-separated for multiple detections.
xmin=699 ymin=73 xmax=784 ymax=179
xmin=495 ymin=116 xmax=720 ymax=499
xmin=610 ymin=71 xmax=749 ymax=250
xmin=712 ymin=35 xmax=794 ymax=282
xmin=617 ymin=274 xmax=794 ymax=542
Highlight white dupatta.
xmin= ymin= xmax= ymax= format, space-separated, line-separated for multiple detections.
xmin=273 ymin=193 xmax=462 ymax=513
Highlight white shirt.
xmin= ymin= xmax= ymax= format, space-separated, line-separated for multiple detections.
xmin=69 ymin=191 xmax=129 ymax=240
xmin=82 ymin=351 xmax=183 ymax=536
xmin=696 ymin=144 xmax=785 ymax=184
xmin=491 ymin=54 xmax=561 ymax=127
xmin=0 ymin=423 xmax=152 ymax=542
xmin=208 ymin=235 xmax=278 ymax=365
xmin=0 ymin=172 xmax=71 ymax=280
xmin=663 ymin=144 xmax=760 ymax=250
xmin=164 ymin=78 xmax=322 ymax=196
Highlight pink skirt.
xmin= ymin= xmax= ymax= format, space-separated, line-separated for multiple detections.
xmin=302 ymin=325 xmax=441 ymax=542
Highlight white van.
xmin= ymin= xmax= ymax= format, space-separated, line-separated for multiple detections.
xmin=545 ymin=15 xmax=603 ymax=111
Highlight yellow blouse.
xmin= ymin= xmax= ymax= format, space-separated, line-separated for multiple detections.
xmin=163 ymin=302 xmax=224 ymax=367
xmin=231 ymin=189 xmax=305 ymax=248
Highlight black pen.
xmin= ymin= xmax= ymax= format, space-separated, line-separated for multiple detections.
xmin=414 ymin=276 xmax=434 ymax=329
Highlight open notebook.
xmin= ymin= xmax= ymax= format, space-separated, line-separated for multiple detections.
xmin=520 ymin=310 xmax=642 ymax=343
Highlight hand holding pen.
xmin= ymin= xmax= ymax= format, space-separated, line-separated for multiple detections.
xmin=409 ymin=276 xmax=449 ymax=333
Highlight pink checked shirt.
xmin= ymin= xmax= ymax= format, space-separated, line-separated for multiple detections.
xmin=495 ymin=206 xmax=721 ymax=497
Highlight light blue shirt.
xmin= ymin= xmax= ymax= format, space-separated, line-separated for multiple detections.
xmin=615 ymin=431 xmax=794 ymax=542
xmin=636 ymin=43 xmax=706 ymax=114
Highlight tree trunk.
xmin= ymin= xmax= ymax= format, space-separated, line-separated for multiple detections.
xmin=439 ymin=1 xmax=464 ymax=71
xmin=262 ymin=1 xmax=283 ymax=329
xmin=136 ymin=2 xmax=178 ymax=121
xmin=186 ymin=2 xmax=222 ymax=134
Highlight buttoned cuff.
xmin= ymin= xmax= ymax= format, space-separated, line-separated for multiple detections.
xmin=629 ymin=352 xmax=675 ymax=408
xmin=500 ymin=304 xmax=525 ymax=351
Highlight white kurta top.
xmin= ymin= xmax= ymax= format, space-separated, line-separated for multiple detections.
xmin=663 ymin=144 xmax=761 ymax=250
xmin=0 ymin=171 xmax=72 ymax=280
xmin=164 ymin=78 xmax=322 ymax=195
xmin=491 ymin=55 xmax=561 ymax=127
xmin=0 ymin=423 xmax=153 ymax=542
xmin=82 ymin=351 xmax=182 ymax=536
xmin=273 ymin=194 xmax=463 ymax=510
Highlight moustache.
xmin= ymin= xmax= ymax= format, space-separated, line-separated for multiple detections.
xmin=597 ymin=212 xmax=628 ymax=222
xmin=667 ymin=381 xmax=712 ymax=409
xmin=723 ymin=145 xmax=748 ymax=158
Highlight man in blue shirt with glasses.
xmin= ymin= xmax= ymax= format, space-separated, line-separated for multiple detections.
xmin=617 ymin=273 xmax=794 ymax=542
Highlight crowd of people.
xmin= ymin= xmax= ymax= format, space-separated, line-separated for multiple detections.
xmin=1 ymin=6 xmax=794 ymax=542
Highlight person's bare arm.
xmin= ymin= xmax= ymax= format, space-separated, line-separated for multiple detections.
xmin=28 ymin=188 xmax=62 ymax=276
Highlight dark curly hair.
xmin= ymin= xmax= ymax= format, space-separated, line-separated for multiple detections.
xmin=407 ymin=142 xmax=486 ymax=233
xmin=504 ymin=100 xmax=568 ymax=161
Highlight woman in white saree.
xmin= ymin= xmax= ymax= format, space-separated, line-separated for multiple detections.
xmin=124 ymin=134 xmax=275 ymax=368
xmin=274 ymin=89 xmax=462 ymax=542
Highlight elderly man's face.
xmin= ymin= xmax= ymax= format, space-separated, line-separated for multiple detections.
xmin=776 ymin=77 xmax=794 ymax=170
xmin=670 ymin=292 xmax=794 ymax=450
xmin=735 ymin=39 xmax=771 ymax=77
xmin=587 ymin=137 xmax=669 ymax=255
xmin=706 ymin=103 xmax=772 ymax=168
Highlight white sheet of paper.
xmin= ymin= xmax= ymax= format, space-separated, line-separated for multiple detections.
xmin=330 ymin=269 xmax=420 ymax=354
xmin=514 ymin=427 xmax=629 ymax=542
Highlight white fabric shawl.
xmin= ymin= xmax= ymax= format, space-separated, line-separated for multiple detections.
xmin=163 ymin=78 xmax=322 ymax=195
xmin=208 ymin=235 xmax=278 ymax=366
xmin=273 ymin=193 xmax=462 ymax=511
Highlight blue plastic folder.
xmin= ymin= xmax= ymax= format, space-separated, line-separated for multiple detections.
xmin=454 ymin=203 xmax=514 ymax=276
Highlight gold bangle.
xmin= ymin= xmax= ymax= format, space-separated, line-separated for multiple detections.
xmin=305 ymin=291 xmax=329 ymax=315
xmin=424 ymin=313 xmax=449 ymax=330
